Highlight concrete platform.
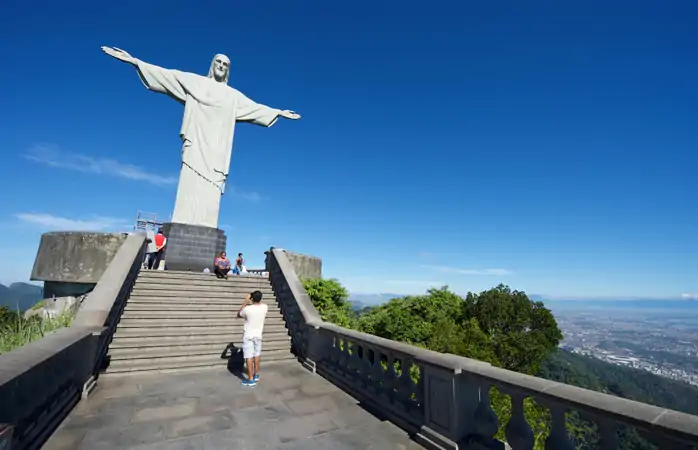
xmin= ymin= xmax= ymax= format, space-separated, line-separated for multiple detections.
xmin=42 ymin=362 xmax=423 ymax=450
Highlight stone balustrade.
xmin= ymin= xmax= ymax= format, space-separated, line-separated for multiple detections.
xmin=267 ymin=247 xmax=698 ymax=450
xmin=0 ymin=233 xmax=146 ymax=450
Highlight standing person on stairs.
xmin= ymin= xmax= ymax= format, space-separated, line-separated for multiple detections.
xmin=147 ymin=228 xmax=167 ymax=270
xmin=237 ymin=290 xmax=268 ymax=386
xmin=233 ymin=253 xmax=245 ymax=275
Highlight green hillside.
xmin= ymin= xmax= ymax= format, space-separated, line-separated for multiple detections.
xmin=539 ymin=349 xmax=698 ymax=449
xmin=540 ymin=349 xmax=698 ymax=414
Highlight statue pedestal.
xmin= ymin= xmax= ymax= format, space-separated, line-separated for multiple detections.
xmin=161 ymin=223 xmax=226 ymax=272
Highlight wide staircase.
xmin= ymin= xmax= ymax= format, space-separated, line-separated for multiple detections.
xmin=104 ymin=270 xmax=294 ymax=374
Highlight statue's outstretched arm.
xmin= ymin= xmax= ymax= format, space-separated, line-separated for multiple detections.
xmin=278 ymin=110 xmax=301 ymax=120
xmin=101 ymin=46 xmax=136 ymax=65
xmin=102 ymin=46 xmax=189 ymax=104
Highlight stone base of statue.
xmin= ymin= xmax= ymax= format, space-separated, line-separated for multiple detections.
xmin=161 ymin=223 xmax=226 ymax=272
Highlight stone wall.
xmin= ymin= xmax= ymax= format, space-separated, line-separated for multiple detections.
xmin=0 ymin=233 xmax=147 ymax=450
xmin=31 ymin=232 xmax=128 ymax=298
xmin=0 ymin=327 xmax=98 ymax=450
xmin=283 ymin=250 xmax=322 ymax=279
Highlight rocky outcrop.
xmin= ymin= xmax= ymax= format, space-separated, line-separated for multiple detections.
xmin=23 ymin=294 xmax=87 ymax=321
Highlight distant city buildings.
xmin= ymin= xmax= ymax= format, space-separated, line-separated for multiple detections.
xmin=556 ymin=310 xmax=698 ymax=386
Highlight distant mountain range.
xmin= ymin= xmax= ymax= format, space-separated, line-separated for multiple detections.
xmin=348 ymin=293 xmax=405 ymax=309
xmin=0 ymin=282 xmax=44 ymax=312
xmin=532 ymin=296 xmax=698 ymax=311
xmin=349 ymin=292 xmax=698 ymax=312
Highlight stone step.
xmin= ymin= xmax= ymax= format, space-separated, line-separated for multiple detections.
xmin=137 ymin=271 xmax=269 ymax=282
xmin=134 ymin=277 xmax=271 ymax=288
xmin=128 ymin=295 xmax=278 ymax=304
xmin=136 ymin=278 xmax=271 ymax=291
xmin=123 ymin=303 xmax=282 ymax=312
xmin=104 ymin=350 xmax=295 ymax=374
xmin=108 ymin=333 xmax=291 ymax=349
xmin=134 ymin=280 xmax=272 ymax=289
xmin=120 ymin=310 xmax=285 ymax=319
xmin=127 ymin=297 xmax=280 ymax=306
xmin=108 ymin=339 xmax=291 ymax=360
xmin=128 ymin=293 xmax=277 ymax=302
xmin=131 ymin=284 xmax=275 ymax=294
xmin=117 ymin=317 xmax=286 ymax=328
xmin=113 ymin=323 xmax=289 ymax=337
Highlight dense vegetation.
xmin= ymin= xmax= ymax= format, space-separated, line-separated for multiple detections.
xmin=301 ymin=278 xmax=698 ymax=450
xmin=0 ymin=306 xmax=75 ymax=354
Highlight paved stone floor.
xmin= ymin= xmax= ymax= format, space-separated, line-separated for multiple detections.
xmin=42 ymin=362 xmax=424 ymax=449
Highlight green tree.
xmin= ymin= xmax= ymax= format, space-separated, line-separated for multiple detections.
xmin=301 ymin=278 xmax=354 ymax=328
xmin=357 ymin=288 xmax=497 ymax=364
xmin=357 ymin=285 xmax=562 ymax=375
xmin=464 ymin=284 xmax=563 ymax=374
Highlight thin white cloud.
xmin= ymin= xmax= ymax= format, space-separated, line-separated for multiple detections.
xmin=421 ymin=265 xmax=513 ymax=276
xmin=15 ymin=213 xmax=129 ymax=231
xmin=24 ymin=144 xmax=177 ymax=186
xmin=25 ymin=144 xmax=268 ymax=200
xmin=228 ymin=186 xmax=265 ymax=202
xmin=681 ymin=293 xmax=698 ymax=300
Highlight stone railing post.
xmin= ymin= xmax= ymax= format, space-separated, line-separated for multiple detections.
xmin=303 ymin=323 xmax=332 ymax=373
xmin=417 ymin=362 xmax=480 ymax=450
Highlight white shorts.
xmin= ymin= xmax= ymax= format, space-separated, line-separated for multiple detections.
xmin=242 ymin=336 xmax=263 ymax=359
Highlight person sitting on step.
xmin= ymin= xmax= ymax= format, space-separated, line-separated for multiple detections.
xmin=238 ymin=290 xmax=268 ymax=386
xmin=214 ymin=251 xmax=231 ymax=279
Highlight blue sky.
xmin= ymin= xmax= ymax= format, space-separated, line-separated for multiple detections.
xmin=1 ymin=1 xmax=696 ymax=299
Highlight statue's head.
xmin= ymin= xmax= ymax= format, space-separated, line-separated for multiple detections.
xmin=208 ymin=54 xmax=230 ymax=84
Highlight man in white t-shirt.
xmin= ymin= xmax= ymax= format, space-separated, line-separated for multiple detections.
xmin=237 ymin=290 xmax=268 ymax=386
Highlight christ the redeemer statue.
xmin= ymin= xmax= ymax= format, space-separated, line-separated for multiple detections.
xmin=101 ymin=46 xmax=300 ymax=229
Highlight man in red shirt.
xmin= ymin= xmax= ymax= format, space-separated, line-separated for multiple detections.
xmin=147 ymin=228 xmax=167 ymax=270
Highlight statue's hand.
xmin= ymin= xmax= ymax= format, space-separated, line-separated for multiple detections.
xmin=279 ymin=110 xmax=301 ymax=120
xmin=101 ymin=46 xmax=136 ymax=65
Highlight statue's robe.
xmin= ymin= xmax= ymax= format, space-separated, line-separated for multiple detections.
xmin=135 ymin=59 xmax=280 ymax=228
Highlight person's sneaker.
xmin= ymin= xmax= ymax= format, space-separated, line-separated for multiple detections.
xmin=253 ymin=374 xmax=259 ymax=382
xmin=241 ymin=379 xmax=256 ymax=387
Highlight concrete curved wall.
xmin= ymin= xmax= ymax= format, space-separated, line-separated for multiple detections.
xmin=31 ymin=232 xmax=128 ymax=284
xmin=283 ymin=250 xmax=322 ymax=280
